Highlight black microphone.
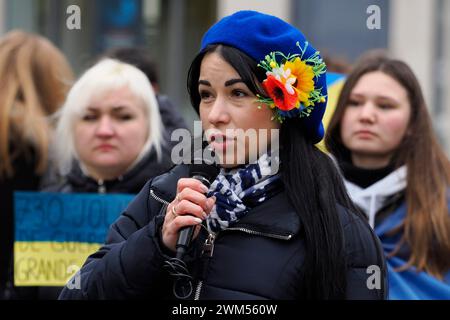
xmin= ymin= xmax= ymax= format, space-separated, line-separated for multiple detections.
xmin=164 ymin=146 xmax=219 ymax=299
xmin=175 ymin=162 xmax=219 ymax=260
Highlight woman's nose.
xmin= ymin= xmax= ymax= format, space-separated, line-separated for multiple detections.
xmin=207 ymin=96 xmax=230 ymax=125
xmin=358 ymin=102 xmax=377 ymax=124
xmin=95 ymin=116 xmax=115 ymax=137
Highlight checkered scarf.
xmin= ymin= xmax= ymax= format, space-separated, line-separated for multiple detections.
xmin=206 ymin=153 xmax=283 ymax=233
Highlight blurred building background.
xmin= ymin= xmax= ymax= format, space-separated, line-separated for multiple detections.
xmin=0 ymin=0 xmax=449 ymax=154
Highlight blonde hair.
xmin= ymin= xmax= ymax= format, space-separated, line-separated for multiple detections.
xmin=0 ymin=30 xmax=73 ymax=178
xmin=55 ymin=58 xmax=164 ymax=175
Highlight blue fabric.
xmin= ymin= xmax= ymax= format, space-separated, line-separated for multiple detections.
xmin=14 ymin=191 xmax=134 ymax=243
xmin=200 ymin=10 xmax=327 ymax=143
xmin=374 ymin=202 xmax=450 ymax=299
xmin=326 ymin=72 xmax=346 ymax=85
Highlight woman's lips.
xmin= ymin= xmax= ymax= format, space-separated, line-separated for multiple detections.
xmin=210 ymin=140 xmax=230 ymax=151
xmin=209 ymin=134 xmax=234 ymax=151
xmin=354 ymin=130 xmax=376 ymax=139
xmin=96 ymin=144 xmax=115 ymax=151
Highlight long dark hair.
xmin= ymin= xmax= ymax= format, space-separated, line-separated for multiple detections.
xmin=325 ymin=53 xmax=450 ymax=278
xmin=187 ymin=45 xmax=367 ymax=298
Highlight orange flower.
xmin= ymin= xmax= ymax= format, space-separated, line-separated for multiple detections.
xmin=284 ymin=57 xmax=315 ymax=105
xmin=262 ymin=75 xmax=298 ymax=111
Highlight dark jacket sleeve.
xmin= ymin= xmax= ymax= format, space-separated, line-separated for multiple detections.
xmin=339 ymin=206 xmax=388 ymax=300
xmin=58 ymin=180 xmax=173 ymax=299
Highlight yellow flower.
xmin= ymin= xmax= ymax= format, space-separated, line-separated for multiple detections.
xmin=270 ymin=61 xmax=277 ymax=69
xmin=283 ymin=57 xmax=315 ymax=104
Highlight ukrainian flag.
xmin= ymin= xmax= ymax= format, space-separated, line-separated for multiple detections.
xmin=14 ymin=192 xmax=134 ymax=286
xmin=316 ymin=72 xmax=346 ymax=151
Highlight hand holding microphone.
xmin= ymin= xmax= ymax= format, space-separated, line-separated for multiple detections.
xmin=162 ymin=179 xmax=215 ymax=253
xmin=162 ymin=163 xmax=219 ymax=255
xmin=162 ymin=154 xmax=219 ymax=299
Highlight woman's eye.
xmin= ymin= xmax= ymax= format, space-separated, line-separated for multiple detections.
xmin=348 ymin=99 xmax=361 ymax=107
xmin=82 ymin=114 xmax=98 ymax=121
xmin=232 ymin=89 xmax=247 ymax=98
xmin=117 ymin=114 xmax=134 ymax=121
xmin=378 ymin=104 xmax=394 ymax=110
xmin=199 ymin=90 xmax=213 ymax=101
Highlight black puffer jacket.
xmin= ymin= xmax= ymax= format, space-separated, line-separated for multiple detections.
xmin=58 ymin=164 xmax=387 ymax=300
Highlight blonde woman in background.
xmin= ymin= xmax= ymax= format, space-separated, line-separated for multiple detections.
xmin=46 ymin=58 xmax=173 ymax=194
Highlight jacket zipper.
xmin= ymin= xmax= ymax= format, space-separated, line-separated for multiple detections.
xmin=97 ymin=179 xmax=106 ymax=193
xmin=195 ymin=227 xmax=292 ymax=300
xmin=150 ymin=189 xmax=170 ymax=206
xmin=200 ymin=228 xmax=291 ymax=259
xmin=224 ymin=227 xmax=293 ymax=241
xmin=194 ymin=281 xmax=203 ymax=300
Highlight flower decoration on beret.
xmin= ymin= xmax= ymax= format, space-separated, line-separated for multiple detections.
xmin=257 ymin=41 xmax=327 ymax=123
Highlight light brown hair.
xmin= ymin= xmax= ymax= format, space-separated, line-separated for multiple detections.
xmin=0 ymin=30 xmax=73 ymax=178
xmin=325 ymin=52 xmax=450 ymax=278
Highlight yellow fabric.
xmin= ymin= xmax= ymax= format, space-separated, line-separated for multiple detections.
xmin=316 ymin=79 xmax=345 ymax=152
xmin=14 ymin=241 xmax=100 ymax=286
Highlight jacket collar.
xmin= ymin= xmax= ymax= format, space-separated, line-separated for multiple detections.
xmin=67 ymin=149 xmax=170 ymax=194
xmin=234 ymin=191 xmax=301 ymax=237
xmin=152 ymin=164 xmax=302 ymax=237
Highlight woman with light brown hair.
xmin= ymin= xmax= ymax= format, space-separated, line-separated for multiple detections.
xmin=0 ymin=30 xmax=73 ymax=299
xmin=325 ymin=52 xmax=450 ymax=299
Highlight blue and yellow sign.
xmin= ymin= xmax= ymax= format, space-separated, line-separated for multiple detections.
xmin=316 ymin=72 xmax=346 ymax=151
xmin=14 ymin=192 xmax=134 ymax=286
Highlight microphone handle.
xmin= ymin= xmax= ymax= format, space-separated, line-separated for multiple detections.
xmin=175 ymin=226 xmax=195 ymax=259
xmin=175 ymin=175 xmax=210 ymax=259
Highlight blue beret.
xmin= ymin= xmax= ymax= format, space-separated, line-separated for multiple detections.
xmin=200 ymin=10 xmax=327 ymax=144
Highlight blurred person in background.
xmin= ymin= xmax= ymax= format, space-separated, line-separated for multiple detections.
xmin=46 ymin=58 xmax=173 ymax=194
xmin=102 ymin=47 xmax=189 ymax=143
xmin=325 ymin=52 xmax=450 ymax=299
xmin=0 ymin=30 xmax=73 ymax=299
xmin=322 ymin=54 xmax=352 ymax=74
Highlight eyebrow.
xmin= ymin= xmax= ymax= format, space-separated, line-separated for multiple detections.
xmin=198 ymin=80 xmax=211 ymax=86
xmin=85 ymin=106 xmax=99 ymax=112
xmin=86 ymin=106 xmax=131 ymax=113
xmin=224 ymin=79 xmax=244 ymax=86
xmin=376 ymin=96 xmax=399 ymax=104
xmin=350 ymin=93 xmax=399 ymax=104
xmin=198 ymin=78 xmax=244 ymax=87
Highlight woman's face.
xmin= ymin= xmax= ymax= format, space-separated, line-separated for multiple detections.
xmin=74 ymin=86 xmax=149 ymax=180
xmin=340 ymin=71 xmax=411 ymax=169
xmin=198 ymin=52 xmax=280 ymax=168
